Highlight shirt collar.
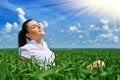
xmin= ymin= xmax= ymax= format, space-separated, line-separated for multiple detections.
xmin=27 ymin=40 xmax=43 ymax=44
xmin=27 ymin=40 xmax=48 ymax=49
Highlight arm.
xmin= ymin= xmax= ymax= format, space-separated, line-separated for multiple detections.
xmin=18 ymin=47 xmax=31 ymax=60
xmin=18 ymin=55 xmax=29 ymax=60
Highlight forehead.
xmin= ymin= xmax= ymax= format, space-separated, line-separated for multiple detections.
xmin=27 ymin=20 xmax=38 ymax=27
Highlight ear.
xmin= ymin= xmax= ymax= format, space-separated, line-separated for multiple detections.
xmin=25 ymin=33 xmax=30 ymax=39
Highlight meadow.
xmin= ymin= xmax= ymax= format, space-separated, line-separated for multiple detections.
xmin=0 ymin=48 xmax=120 ymax=80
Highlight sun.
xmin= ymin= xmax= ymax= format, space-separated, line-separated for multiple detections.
xmin=86 ymin=0 xmax=120 ymax=16
xmin=60 ymin=0 xmax=120 ymax=18
xmin=75 ymin=0 xmax=120 ymax=20
xmin=50 ymin=0 xmax=120 ymax=25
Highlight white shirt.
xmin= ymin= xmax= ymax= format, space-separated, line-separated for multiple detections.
xmin=19 ymin=40 xmax=55 ymax=67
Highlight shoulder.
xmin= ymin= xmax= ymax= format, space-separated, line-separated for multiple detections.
xmin=19 ymin=43 xmax=35 ymax=53
xmin=18 ymin=43 xmax=37 ymax=59
xmin=19 ymin=44 xmax=30 ymax=54
xmin=19 ymin=44 xmax=31 ymax=50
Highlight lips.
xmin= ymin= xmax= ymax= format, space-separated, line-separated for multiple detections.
xmin=39 ymin=29 xmax=44 ymax=32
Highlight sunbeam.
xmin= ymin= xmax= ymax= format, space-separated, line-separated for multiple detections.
xmin=54 ymin=0 xmax=120 ymax=27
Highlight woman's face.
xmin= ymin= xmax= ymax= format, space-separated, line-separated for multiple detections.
xmin=26 ymin=20 xmax=45 ymax=39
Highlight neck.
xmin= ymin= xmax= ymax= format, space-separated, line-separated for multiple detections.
xmin=36 ymin=39 xmax=43 ymax=44
xmin=31 ymin=37 xmax=43 ymax=46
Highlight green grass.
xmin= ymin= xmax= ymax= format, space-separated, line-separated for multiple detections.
xmin=0 ymin=48 xmax=120 ymax=80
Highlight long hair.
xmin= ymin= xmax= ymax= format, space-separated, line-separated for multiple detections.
xmin=18 ymin=19 xmax=33 ymax=47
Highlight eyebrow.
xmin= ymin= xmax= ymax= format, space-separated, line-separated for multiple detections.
xmin=30 ymin=23 xmax=40 ymax=29
xmin=31 ymin=23 xmax=38 ymax=27
xmin=32 ymin=24 xmax=37 ymax=26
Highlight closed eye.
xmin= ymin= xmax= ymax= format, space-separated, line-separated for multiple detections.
xmin=32 ymin=24 xmax=38 ymax=29
xmin=32 ymin=26 xmax=37 ymax=29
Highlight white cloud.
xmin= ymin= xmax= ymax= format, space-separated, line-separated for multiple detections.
xmin=13 ymin=22 xmax=18 ymax=28
xmin=5 ymin=22 xmax=12 ymax=33
xmin=69 ymin=26 xmax=78 ymax=32
xmin=69 ymin=18 xmax=120 ymax=45
xmin=43 ymin=20 xmax=48 ymax=27
xmin=113 ymin=36 xmax=119 ymax=43
xmin=18 ymin=14 xmax=26 ymax=23
xmin=69 ymin=25 xmax=82 ymax=32
xmin=98 ymin=33 xmax=112 ymax=39
xmin=16 ymin=8 xmax=26 ymax=23
xmin=96 ymin=32 xmax=119 ymax=43
xmin=84 ymin=30 xmax=119 ymax=44
xmin=69 ymin=22 xmax=83 ymax=33
xmin=39 ymin=20 xmax=48 ymax=28
xmin=0 ymin=8 xmax=23 ymax=47
xmin=16 ymin=8 xmax=25 ymax=16
xmin=89 ymin=24 xmax=101 ymax=30
xmin=89 ymin=18 xmax=110 ymax=32
xmin=4 ymin=22 xmax=19 ymax=33
xmin=100 ymin=18 xmax=109 ymax=24
xmin=90 ymin=24 xmax=95 ymax=28
xmin=0 ymin=21 xmax=19 ymax=47
xmin=102 ymin=24 xmax=109 ymax=30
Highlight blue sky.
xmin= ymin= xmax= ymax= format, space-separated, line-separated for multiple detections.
xmin=0 ymin=0 xmax=120 ymax=48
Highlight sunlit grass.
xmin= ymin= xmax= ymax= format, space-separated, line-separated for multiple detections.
xmin=0 ymin=48 xmax=120 ymax=80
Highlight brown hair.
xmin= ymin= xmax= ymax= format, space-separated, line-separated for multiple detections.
xmin=18 ymin=19 xmax=33 ymax=47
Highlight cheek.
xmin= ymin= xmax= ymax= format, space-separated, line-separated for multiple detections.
xmin=29 ymin=30 xmax=42 ymax=36
xmin=31 ymin=31 xmax=36 ymax=34
xmin=30 ymin=30 xmax=38 ymax=34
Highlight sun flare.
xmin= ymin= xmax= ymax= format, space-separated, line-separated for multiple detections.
xmin=51 ymin=0 xmax=120 ymax=25
xmin=76 ymin=0 xmax=120 ymax=19
xmin=86 ymin=0 xmax=120 ymax=15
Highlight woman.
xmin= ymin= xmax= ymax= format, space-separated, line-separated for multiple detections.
xmin=18 ymin=19 xmax=105 ymax=70
xmin=18 ymin=19 xmax=55 ymax=67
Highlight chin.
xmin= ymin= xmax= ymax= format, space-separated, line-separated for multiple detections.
xmin=43 ymin=32 xmax=45 ymax=34
xmin=41 ymin=32 xmax=45 ymax=35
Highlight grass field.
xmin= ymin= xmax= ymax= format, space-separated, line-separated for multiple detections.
xmin=0 ymin=48 xmax=120 ymax=80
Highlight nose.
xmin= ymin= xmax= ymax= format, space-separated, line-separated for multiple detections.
xmin=38 ymin=25 xmax=42 ymax=29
